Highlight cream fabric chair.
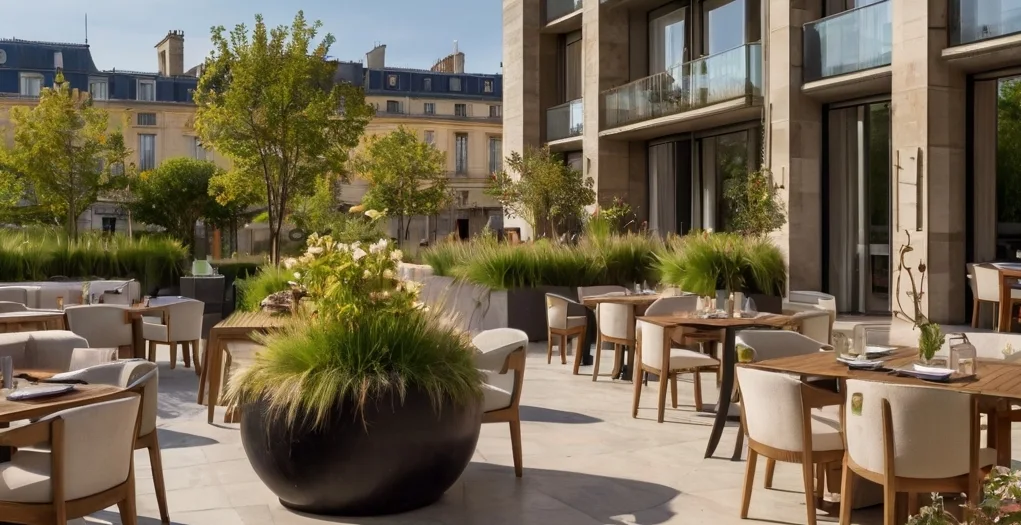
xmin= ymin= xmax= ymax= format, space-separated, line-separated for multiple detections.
xmin=0 ymin=330 xmax=115 ymax=371
xmin=0 ymin=301 xmax=27 ymax=314
xmin=839 ymin=380 xmax=994 ymax=525
xmin=545 ymin=294 xmax=587 ymax=373
xmin=36 ymin=286 xmax=80 ymax=311
xmin=0 ymin=287 xmax=29 ymax=306
xmin=0 ymin=395 xmax=141 ymax=524
xmin=474 ymin=328 xmax=529 ymax=477
xmin=632 ymin=320 xmax=719 ymax=423
xmin=577 ymin=286 xmax=628 ymax=302
xmin=972 ymin=263 xmax=1021 ymax=330
xmin=736 ymin=366 xmax=843 ymax=525
xmin=592 ymin=301 xmax=634 ymax=382
xmin=63 ymin=304 xmax=132 ymax=356
xmin=142 ymin=298 xmax=204 ymax=372
xmin=50 ymin=360 xmax=165 ymax=523
xmin=644 ymin=296 xmax=698 ymax=316
xmin=787 ymin=310 xmax=835 ymax=349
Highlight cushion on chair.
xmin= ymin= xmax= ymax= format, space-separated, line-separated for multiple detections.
xmin=566 ymin=316 xmax=586 ymax=329
xmin=667 ymin=347 xmax=719 ymax=370
xmin=480 ymin=369 xmax=515 ymax=412
xmin=67 ymin=348 xmax=117 ymax=371
xmin=0 ymin=450 xmax=51 ymax=503
xmin=809 ymin=405 xmax=844 ymax=452
xmin=142 ymin=321 xmax=169 ymax=342
xmin=473 ymin=329 xmax=528 ymax=372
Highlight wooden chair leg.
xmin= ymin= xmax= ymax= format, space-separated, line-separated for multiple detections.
xmin=560 ymin=334 xmax=568 ymax=365
xmin=546 ymin=333 xmax=554 ymax=364
xmin=656 ymin=369 xmax=669 ymax=423
xmin=972 ymin=298 xmax=980 ymax=328
xmin=148 ymin=441 xmax=170 ymax=523
xmin=118 ymin=468 xmax=139 ymax=525
xmin=740 ymin=447 xmax=758 ymax=518
xmin=693 ymin=368 xmax=704 ymax=412
xmin=669 ymin=373 xmax=678 ymax=409
xmin=147 ymin=340 xmax=157 ymax=363
xmin=182 ymin=341 xmax=192 ymax=368
xmin=632 ymin=362 xmax=643 ymax=418
xmin=573 ymin=330 xmax=585 ymax=375
xmin=591 ymin=337 xmax=603 ymax=381
xmin=764 ymin=458 xmax=776 ymax=488
xmin=169 ymin=342 xmax=178 ymax=370
xmin=883 ymin=478 xmax=896 ymax=525
xmin=192 ymin=340 xmax=202 ymax=376
xmin=839 ymin=455 xmax=854 ymax=525
xmin=802 ymin=459 xmax=818 ymax=525
xmin=815 ymin=462 xmax=825 ymax=500
xmin=509 ymin=417 xmax=523 ymax=478
xmin=197 ymin=343 xmax=209 ymax=405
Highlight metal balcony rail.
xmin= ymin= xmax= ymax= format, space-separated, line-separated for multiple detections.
xmin=803 ymin=0 xmax=891 ymax=82
xmin=950 ymin=0 xmax=1021 ymax=46
xmin=546 ymin=99 xmax=584 ymax=142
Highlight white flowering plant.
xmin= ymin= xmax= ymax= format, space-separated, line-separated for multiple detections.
xmin=908 ymin=467 xmax=1021 ymax=525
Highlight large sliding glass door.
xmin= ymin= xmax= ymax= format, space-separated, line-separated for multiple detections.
xmin=827 ymin=101 xmax=891 ymax=314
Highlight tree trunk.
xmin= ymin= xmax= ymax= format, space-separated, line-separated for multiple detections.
xmin=269 ymin=218 xmax=280 ymax=265
xmin=397 ymin=215 xmax=405 ymax=247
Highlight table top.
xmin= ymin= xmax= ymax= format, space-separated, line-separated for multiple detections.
xmin=747 ymin=348 xmax=1021 ymax=401
xmin=638 ymin=312 xmax=793 ymax=330
xmin=14 ymin=369 xmax=59 ymax=381
xmin=211 ymin=310 xmax=293 ymax=335
xmin=0 ymin=311 xmax=65 ymax=322
xmin=0 ymin=384 xmax=127 ymax=423
xmin=581 ymin=293 xmax=662 ymax=308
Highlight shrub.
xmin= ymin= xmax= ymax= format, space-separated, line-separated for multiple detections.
xmin=656 ymin=231 xmax=786 ymax=297
xmin=235 ymin=265 xmax=292 ymax=312
xmin=580 ymin=233 xmax=662 ymax=287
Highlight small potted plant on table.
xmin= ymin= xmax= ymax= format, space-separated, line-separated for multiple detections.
xmin=895 ymin=230 xmax=945 ymax=364
xmin=227 ymin=232 xmax=483 ymax=516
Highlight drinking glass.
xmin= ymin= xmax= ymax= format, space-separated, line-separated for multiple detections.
xmin=743 ymin=297 xmax=758 ymax=316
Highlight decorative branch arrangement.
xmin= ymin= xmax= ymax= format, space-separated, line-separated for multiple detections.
xmin=894 ymin=230 xmax=945 ymax=361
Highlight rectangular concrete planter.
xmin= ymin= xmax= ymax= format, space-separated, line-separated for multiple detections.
xmin=486 ymin=286 xmax=577 ymax=342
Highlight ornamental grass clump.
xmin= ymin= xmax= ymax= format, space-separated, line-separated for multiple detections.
xmin=226 ymin=232 xmax=482 ymax=428
xmin=656 ymin=231 xmax=786 ymax=297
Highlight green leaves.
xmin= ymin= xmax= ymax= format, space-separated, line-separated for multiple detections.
xmin=721 ymin=168 xmax=787 ymax=237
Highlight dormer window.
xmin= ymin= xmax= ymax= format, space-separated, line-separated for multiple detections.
xmin=137 ymin=79 xmax=155 ymax=102
xmin=89 ymin=77 xmax=108 ymax=100
xmin=449 ymin=77 xmax=462 ymax=92
xmin=387 ymin=74 xmax=398 ymax=88
xmin=484 ymin=79 xmax=494 ymax=93
xmin=19 ymin=73 xmax=43 ymax=97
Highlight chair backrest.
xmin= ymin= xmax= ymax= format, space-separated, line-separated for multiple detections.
xmin=473 ymin=328 xmax=529 ymax=372
xmin=18 ymin=331 xmax=90 ymax=370
xmin=545 ymin=294 xmax=571 ymax=330
xmin=0 ymin=287 xmax=29 ymax=306
xmin=790 ymin=310 xmax=833 ymax=346
xmin=787 ymin=291 xmax=838 ymax=314
xmin=577 ymin=286 xmax=628 ymax=300
xmin=67 ymin=347 xmax=118 ymax=371
xmin=638 ymin=320 xmax=668 ymax=370
xmin=164 ymin=298 xmax=205 ymax=341
xmin=598 ymin=301 xmax=634 ymax=340
xmin=736 ymin=367 xmax=809 ymax=451
xmin=843 ymin=379 xmax=976 ymax=480
xmin=0 ymin=301 xmax=27 ymax=313
xmin=973 ymin=264 xmax=1001 ymax=302
xmin=735 ymin=330 xmax=826 ymax=362
xmin=64 ymin=304 xmax=132 ymax=348
xmin=36 ymin=286 xmax=81 ymax=310
xmin=41 ymin=395 xmax=141 ymax=501
xmin=50 ymin=360 xmax=158 ymax=437
xmin=966 ymin=263 xmax=978 ymax=297
xmin=644 ymin=296 xmax=698 ymax=316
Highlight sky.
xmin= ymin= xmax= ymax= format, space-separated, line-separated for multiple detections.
xmin=0 ymin=0 xmax=504 ymax=74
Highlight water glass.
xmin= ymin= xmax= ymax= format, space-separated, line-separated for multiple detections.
xmin=743 ymin=297 xmax=758 ymax=316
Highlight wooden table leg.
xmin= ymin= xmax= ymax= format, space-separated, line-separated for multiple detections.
xmin=996 ymin=408 xmax=1012 ymax=466
xmin=206 ymin=331 xmax=221 ymax=424
xmin=131 ymin=315 xmax=146 ymax=359
xmin=705 ymin=327 xmax=737 ymax=459
xmin=1000 ymin=273 xmax=1012 ymax=332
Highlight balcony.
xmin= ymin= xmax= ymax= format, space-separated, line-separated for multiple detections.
xmin=950 ymin=0 xmax=1021 ymax=46
xmin=602 ymin=43 xmax=762 ymax=130
xmin=546 ymin=99 xmax=584 ymax=143
xmin=374 ymin=109 xmax=501 ymax=121
xmin=803 ymin=1 xmax=891 ymax=82
xmin=546 ymin=0 xmax=582 ymax=24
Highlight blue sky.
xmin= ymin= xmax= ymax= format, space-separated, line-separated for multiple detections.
xmin=0 ymin=0 xmax=503 ymax=74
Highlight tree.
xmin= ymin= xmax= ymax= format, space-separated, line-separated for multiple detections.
xmin=288 ymin=174 xmax=345 ymax=235
xmin=3 ymin=74 xmax=124 ymax=239
xmin=194 ymin=11 xmax=373 ymax=263
xmin=722 ymin=168 xmax=787 ymax=237
xmin=209 ymin=168 xmax=263 ymax=255
xmin=0 ymin=150 xmax=25 ymax=223
xmin=353 ymin=126 xmax=449 ymax=243
xmin=129 ymin=158 xmax=228 ymax=252
xmin=486 ymin=146 xmax=595 ymax=239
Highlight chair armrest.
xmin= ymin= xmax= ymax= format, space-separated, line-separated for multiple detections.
xmin=801 ymin=382 xmax=843 ymax=409
xmin=0 ymin=420 xmax=51 ymax=448
xmin=496 ymin=347 xmax=526 ymax=375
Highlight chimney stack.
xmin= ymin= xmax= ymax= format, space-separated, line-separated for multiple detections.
xmin=156 ymin=30 xmax=185 ymax=76
xmin=366 ymin=44 xmax=386 ymax=69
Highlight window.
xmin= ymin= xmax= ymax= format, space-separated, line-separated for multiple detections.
xmin=449 ymin=77 xmax=462 ymax=92
xmin=19 ymin=73 xmax=43 ymax=97
xmin=89 ymin=77 xmax=108 ymax=100
xmin=387 ymin=74 xmax=398 ymax=88
xmin=455 ymin=133 xmax=468 ymax=175
xmin=137 ymin=113 xmax=157 ymax=126
xmin=484 ymin=79 xmax=494 ymax=93
xmin=703 ymin=0 xmax=746 ymax=56
xmin=488 ymin=137 xmax=503 ymax=174
xmin=649 ymin=6 xmax=686 ymax=74
xmin=424 ymin=102 xmax=435 ymax=115
xmin=423 ymin=78 xmax=432 ymax=91
xmin=386 ymin=100 xmax=401 ymax=113
xmin=190 ymin=136 xmax=207 ymax=160
xmin=137 ymin=80 xmax=155 ymax=101
xmin=424 ymin=130 xmax=435 ymax=145
xmin=456 ymin=190 xmax=470 ymax=207
xmin=138 ymin=134 xmax=156 ymax=171
xmin=489 ymin=105 xmax=502 ymax=118
xmin=101 ymin=217 xmax=117 ymax=234
xmin=455 ymin=104 xmax=468 ymax=117
xmin=564 ymin=31 xmax=583 ymax=100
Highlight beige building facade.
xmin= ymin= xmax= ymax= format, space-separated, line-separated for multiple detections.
xmin=503 ymin=0 xmax=1021 ymax=324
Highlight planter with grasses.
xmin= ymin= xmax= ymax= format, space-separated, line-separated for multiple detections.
xmin=227 ymin=234 xmax=483 ymax=516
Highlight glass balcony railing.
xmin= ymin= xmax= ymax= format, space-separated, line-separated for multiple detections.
xmin=546 ymin=0 xmax=582 ymax=23
xmin=601 ymin=43 xmax=762 ymax=130
xmin=547 ymin=99 xmax=584 ymax=142
xmin=803 ymin=0 xmax=891 ymax=82
xmin=950 ymin=0 xmax=1021 ymax=46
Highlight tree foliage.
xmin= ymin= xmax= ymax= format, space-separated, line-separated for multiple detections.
xmin=352 ymin=126 xmax=449 ymax=242
xmin=129 ymin=158 xmax=232 ymax=252
xmin=999 ymin=78 xmax=1021 ymax=226
xmin=3 ymin=76 xmax=125 ymax=239
xmin=194 ymin=11 xmax=373 ymax=262
xmin=486 ymin=146 xmax=595 ymax=239
xmin=722 ymin=168 xmax=787 ymax=237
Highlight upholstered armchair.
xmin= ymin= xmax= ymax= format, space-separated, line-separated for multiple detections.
xmin=142 ymin=298 xmax=204 ymax=372
xmin=474 ymin=328 xmax=529 ymax=477
xmin=592 ymin=301 xmax=634 ymax=382
xmin=0 ymin=331 xmax=113 ymax=372
xmin=544 ymin=294 xmax=587 ymax=372
xmin=632 ymin=320 xmax=718 ymax=422
xmin=0 ymin=301 xmax=27 ymax=314
xmin=63 ymin=304 xmax=133 ymax=357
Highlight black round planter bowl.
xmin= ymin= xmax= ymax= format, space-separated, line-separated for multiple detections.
xmin=239 ymin=388 xmax=483 ymax=516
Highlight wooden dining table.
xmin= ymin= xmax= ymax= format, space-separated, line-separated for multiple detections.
xmin=747 ymin=348 xmax=1021 ymax=466
xmin=0 ymin=310 xmax=65 ymax=333
xmin=997 ymin=264 xmax=1021 ymax=332
xmin=201 ymin=310 xmax=293 ymax=424
xmin=637 ymin=312 xmax=794 ymax=460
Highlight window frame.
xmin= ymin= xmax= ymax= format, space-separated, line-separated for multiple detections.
xmin=488 ymin=136 xmax=503 ymax=174
xmin=424 ymin=102 xmax=436 ymax=115
xmin=484 ymin=79 xmax=494 ymax=93
xmin=455 ymin=132 xmax=469 ymax=175
xmin=88 ymin=77 xmax=108 ymax=100
xmin=386 ymin=100 xmax=402 ymax=114
xmin=137 ymin=79 xmax=156 ymax=102
xmin=138 ymin=133 xmax=157 ymax=171
xmin=19 ymin=73 xmax=43 ymax=97
xmin=455 ymin=103 xmax=468 ymax=117
xmin=489 ymin=105 xmax=502 ymax=118
xmin=449 ymin=77 xmax=462 ymax=92
xmin=424 ymin=130 xmax=436 ymax=146
xmin=423 ymin=77 xmax=433 ymax=91
xmin=137 ymin=113 xmax=157 ymax=126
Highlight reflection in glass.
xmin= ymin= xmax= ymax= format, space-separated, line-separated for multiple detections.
xmin=952 ymin=0 xmax=1021 ymax=45
xmin=996 ymin=77 xmax=1021 ymax=259
xmin=697 ymin=130 xmax=758 ymax=231
xmin=649 ymin=7 xmax=687 ymax=73
xmin=804 ymin=0 xmax=891 ymax=81
xmin=703 ymin=0 xmax=746 ymax=56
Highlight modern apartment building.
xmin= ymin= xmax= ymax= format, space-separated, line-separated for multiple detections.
xmin=335 ymin=45 xmax=505 ymax=243
xmin=0 ymin=32 xmax=223 ymax=234
xmin=503 ymin=0 xmax=1021 ymax=324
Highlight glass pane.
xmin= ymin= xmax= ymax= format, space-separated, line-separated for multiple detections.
xmin=565 ymin=39 xmax=583 ymax=100
xmin=804 ymin=0 xmax=892 ymax=81
xmin=865 ymin=102 xmax=891 ymax=312
xmin=714 ymin=131 xmax=750 ymax=231
xmin=953 ymin=0 xmax=1021 ymax=45
xmin=649 ymin=8 xmax=686 ymax=73
xmin=997 ymin=77 xmax=1021 ymax=260
xmin=703 ymin=0 xmax=746 ymax=56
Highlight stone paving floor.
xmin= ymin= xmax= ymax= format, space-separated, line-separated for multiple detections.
xmin=69 ymin=342 xmax=1017 ymax=525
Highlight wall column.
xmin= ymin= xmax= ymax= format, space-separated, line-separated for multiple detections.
xmin=766 ymin=0 xmax=824 ymax=291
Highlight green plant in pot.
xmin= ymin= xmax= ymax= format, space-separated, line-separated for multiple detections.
xmin=894 ymin=230 xmax=945 ymax=364
xmin=226 ymin=231 xmax=484 ymax=516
